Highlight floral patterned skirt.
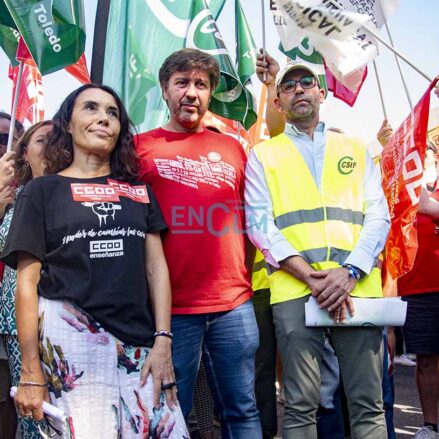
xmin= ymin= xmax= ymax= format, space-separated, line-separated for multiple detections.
xmin=38 ymin=297 xmax=188 ymax=439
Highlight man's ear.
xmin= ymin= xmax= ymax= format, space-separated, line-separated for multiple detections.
xmin=274 ymin=96 xmax=283 ymax=112
xmin=162 ymin=86 xmax=168 ymax=102
xmin=319 ymin=87 xmax=326 ymax=103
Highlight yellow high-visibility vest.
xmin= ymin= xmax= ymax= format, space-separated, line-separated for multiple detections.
xmin=252 ymin=249 xmax=270 ymax=292
xmin=253 ymin=132 xmax=383 ymax=305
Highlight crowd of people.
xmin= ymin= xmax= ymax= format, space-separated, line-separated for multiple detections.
xmin=0 ymin=47 xmax=437 ymax=439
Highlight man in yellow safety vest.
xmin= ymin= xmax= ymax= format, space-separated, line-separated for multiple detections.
xmin=245 ymin=59 xmax=390 ymax=439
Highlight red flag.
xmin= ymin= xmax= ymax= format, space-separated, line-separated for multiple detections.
xmin=65 ymin=54 xmax=91 ymax=84
xmin=15 ymin=36 xmax=34 ymax=63
xmin=325 ymin=63 xmax=368 ymax=107
xmin=381 ymin=79 xmax=438 ymax=290
xmin=8 ymin=62 xmax=44 ymax=124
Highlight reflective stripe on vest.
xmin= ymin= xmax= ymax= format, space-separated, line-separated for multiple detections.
xmin=253 ymin=132 xmax=383 ymax=304
xmin=252 ymin=249 xmax=270 ymax=291
xmin=275 ymin=207 xmax=364 ymax=229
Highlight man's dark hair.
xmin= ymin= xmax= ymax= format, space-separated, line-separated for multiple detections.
xmin=44 ymin=84 xmax=140 ymax=181
xmin=159 ymin=48 xmax=220 ymax=91
xmin=0 ymin=111 xmax=25 ymax=136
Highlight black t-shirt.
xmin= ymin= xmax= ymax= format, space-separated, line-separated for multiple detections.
xmin=1 ymin=174 xmax=167 ymax=347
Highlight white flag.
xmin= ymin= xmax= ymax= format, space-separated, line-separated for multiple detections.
xmin=337 ymin=0 xmax=400 ymax=30
xmin=272 ymin=0 xmax=377 ymax=84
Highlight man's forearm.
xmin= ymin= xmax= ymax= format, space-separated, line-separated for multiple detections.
xmin=265 ymin=85 xmax=286 ymax=138
xmin=280 ymin=255 xmax=315 ymax=284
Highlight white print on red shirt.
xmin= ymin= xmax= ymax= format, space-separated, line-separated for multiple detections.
xmin=71 ymin=181 xmax=149 ymax=203
xmin=153 ymin=154 xmax=237 ymax=190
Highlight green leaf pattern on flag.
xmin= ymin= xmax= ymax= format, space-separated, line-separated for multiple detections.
xmin=280 ymin=37 xmax=328 ymax=97
xmin=103 ymin=0 xmax=225 ymax=132
xmin=186 ymin=0 xmax=256 ymax=129
xmin=4 ymin=0 xmax=86 ymax=75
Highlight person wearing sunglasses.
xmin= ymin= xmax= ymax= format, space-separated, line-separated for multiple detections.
xmin=245 ymin=60 xmax=390 ymax=439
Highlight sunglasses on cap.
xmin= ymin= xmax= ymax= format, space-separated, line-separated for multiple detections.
xmin=277 ymin=76 xmax=318 ymax=95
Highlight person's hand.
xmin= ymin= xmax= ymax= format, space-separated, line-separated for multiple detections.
xmin=305 ymin=271 xmax=327 ymax=297
xmin=329 ymin=296 xmax=355 ymax=323
xmin=140 ymin=336 xmax=177 ymax=409
xmin=256 ymin=49 xmax=280 ymax=87
xmin=310 ymin=267 xmax=357 ymax=312
xmin=0 ymin=185 xmax=15 ymax=218
xmin=15 ymin=369 xmax=49 ymax=421
xmin=0 ymin=151 xmax=15 ymax=189
xmin=434 ymin=86 xmax=439 ymax=98
xmin=377 ymin=119 xmax=393 ymax=147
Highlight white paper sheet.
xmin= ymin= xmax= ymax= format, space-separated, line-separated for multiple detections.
xmin=10 ymin=386 xmax=67 ymax=422
xmin=305 ymin=296 xmax=407 ymax=327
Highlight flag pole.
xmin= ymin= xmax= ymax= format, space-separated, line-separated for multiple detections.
xmin=261 ymin=0 xmax=267 ymax=81
xmin=362 ymin=23 xmax=432 ymax=83
xmin=7 ymin=60 xmax=24 ymax=153
xmin=373 ymin=60 xmax=387 ymax=120
xmin=383 ymin=20 xmax=413 ymax=109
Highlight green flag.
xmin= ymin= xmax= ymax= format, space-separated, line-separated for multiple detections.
xmin=186 ymin=0 xmax=256 ymax=129
xmin=99 ymin=0 xmax=225 ymax=132
xmin=4 ymin=0 xmax=85 ymax=75
xmin=280 ymin=38 xmax=328 ymax=97
xmin=0 ymin=2 xmax=19 ymax=66
xmin=235 ymin=0 xmax=257 ymax=85
xmin=235 ymin=0 xmax=257 ymax=129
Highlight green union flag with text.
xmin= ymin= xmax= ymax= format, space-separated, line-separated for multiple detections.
xmin=187 ymin=0 xmax=256 ymax=129
xmin=4 ymin=0 xmax=85 ymax=75
xmin=102 ymin=0 xmax=225 ymax=132
xmin=0 ymin=2 xmax=19 ymax=66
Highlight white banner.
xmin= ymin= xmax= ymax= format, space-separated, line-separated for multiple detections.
xmin=272 ymin=0 xmax=377 ymax=83
xmin=338 ymin=0 xmax=400 ymax=30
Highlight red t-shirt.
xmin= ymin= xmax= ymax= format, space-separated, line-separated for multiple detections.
xmin=398 ymin=190 xmax=439 ymax=296
xmin=136 ymin=127 xmax=252 ymax=314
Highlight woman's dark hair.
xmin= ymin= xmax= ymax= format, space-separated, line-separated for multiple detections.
xmin=15 ymin=120 xmax=53 ymax=186
xmin=44 ymin=84 xmax=140 ymax=181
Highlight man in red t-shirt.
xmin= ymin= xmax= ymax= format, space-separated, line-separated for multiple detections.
xmin=136 ymin=49 xmax=261 ymax=438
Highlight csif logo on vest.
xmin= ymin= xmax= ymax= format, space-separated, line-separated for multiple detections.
xmin=337 ymin=156 xmax=357 ymax=175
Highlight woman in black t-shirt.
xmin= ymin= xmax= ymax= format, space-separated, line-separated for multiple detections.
xmin=1 ymin=85 xmax=187 ymax=438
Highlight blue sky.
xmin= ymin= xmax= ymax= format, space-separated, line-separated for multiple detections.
xmin=0 ymin=0 xmax=438 ymax=142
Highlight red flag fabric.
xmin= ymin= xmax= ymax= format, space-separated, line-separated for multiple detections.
xmin=65 ymin=54 xmax=91 ymax=84
xmin=380 ymin=79 xmax=438 ymax=288
xmin=15 ymin=36 xmax=33 ymax=63
xmin=8 ymin=61 xmax=44 ymax=124
xmin=325 ymin=63 xmax=368 ymax=107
